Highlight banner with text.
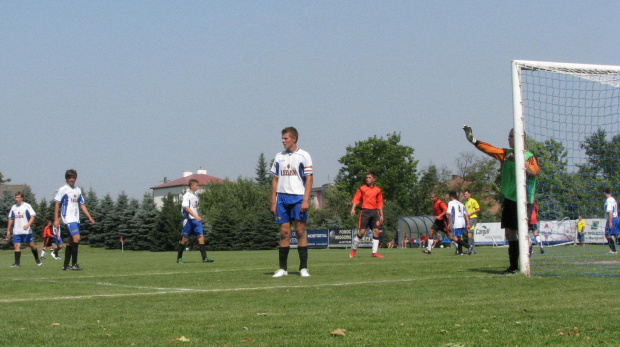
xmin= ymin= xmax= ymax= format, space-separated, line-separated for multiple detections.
xmin=290 ymin=229 xmax=329 ymax=249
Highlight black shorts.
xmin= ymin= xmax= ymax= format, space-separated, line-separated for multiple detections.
xmin=431 ymin=218 xmax=447 ymax=232
xmin=501 ymin=199 xmax=533 ymax=230
xmin=44 ymin=237 xmax=52 ymax=247
xmin=358 ymin=209 xmax=381 ymax=230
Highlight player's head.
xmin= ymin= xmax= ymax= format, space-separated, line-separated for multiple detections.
xmin=463 ymin=190 xmax=471 ymax=199
xmin=508 ymin=128 xmax=527 ymax=149
xmin=188 ymin=179 xmax=199 ymax=191
xmin=65 ymin=169 xmax=78 ymax=184
xmin=430 ymin=192 xmax=438 ymax=202
xmin=14 ymin=191 xmax=23 ymax=204
xmin=281 ymin=127 xmax=298 ymax=143
xmin=365 ymin=170 xmax=376 ymax=185
xmin=281 ymin=126 xmax=299 ymax=152
xmin=448 ymin=191 xmax=458 ymax=200
xmin=46 ymin=219 xmax=52 ymax=225
xmin=603 ymin=187 xmax=612 ymax=196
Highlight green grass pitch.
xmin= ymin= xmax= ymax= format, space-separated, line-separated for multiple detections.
xmin=0 ymin=246 xmax=618 ymax=346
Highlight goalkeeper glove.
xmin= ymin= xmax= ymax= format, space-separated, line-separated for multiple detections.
xmin=463 ymin=125 xmax=478 ymax=145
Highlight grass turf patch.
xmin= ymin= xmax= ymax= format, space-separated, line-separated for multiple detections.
xmin=0 ymin=246 xmax=618 ymax=346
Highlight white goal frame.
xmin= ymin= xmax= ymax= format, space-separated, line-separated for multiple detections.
xmin=511 ymin=60 xmax=620 ymax=277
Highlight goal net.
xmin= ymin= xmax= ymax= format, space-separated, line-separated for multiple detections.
xmin=512 ymin=60 xmax=620 ymax=277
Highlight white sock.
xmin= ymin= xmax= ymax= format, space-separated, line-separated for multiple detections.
xmin=41 ymin=250 xmax=45 ymax=257
xmin=536 ymin=236 xmax=542 ymax=248
xmin=372 ymin=239 xmax=379 ymax=253
xmin=427 ymin=241 xmax=433 ymax=251
xmin=352 ymin=236 xmax=360 ymax=250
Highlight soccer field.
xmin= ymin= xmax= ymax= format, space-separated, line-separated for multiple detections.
xmin=1 ymin=246 xmax=618 ymax=346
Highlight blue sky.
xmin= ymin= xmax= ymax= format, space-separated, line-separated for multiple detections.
xmin=1 ymin=1 xmax=619 ymax=200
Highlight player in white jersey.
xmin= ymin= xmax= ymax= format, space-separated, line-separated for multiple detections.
xmin=52 ymin=224 xmax=63 ymax=260
xmin=6 ymin=191 xmax=42 ymax=268
xmin=176 ymin=179 xmax=213 ymax=263
xmin=270 ymin=126 xmax=313 ymax=278
xmin=446 ymin=191 xmax=473 ymax=255
xmin=54 ymin=169 xmax=95 ymax=271
xmin=603 ymin=188 xmax=619 ymax=254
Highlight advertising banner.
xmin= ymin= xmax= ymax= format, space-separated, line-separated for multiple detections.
xmin=290 ymin=229 xmax=329 ymax=249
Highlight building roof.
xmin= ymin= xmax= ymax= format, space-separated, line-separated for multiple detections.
xmin=150 ymin=174 xmax=225 ymax=190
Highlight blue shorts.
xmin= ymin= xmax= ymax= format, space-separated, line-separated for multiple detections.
xmin=577 ymin=232 xmax=585 ymax=242
xmin=605 ymin=217 xmax=620 ymax=235
xmin=65 ymin=222 xmax=80 ymax=236
xmin=275 ymin=193 xmax=307 ymax=224
xmin=181 ymin=218 xmax=204 ymax=238
xmin=53 ymin=235 xmax=64 ymax=245
xmin=13 ymin=234 xmax=34 ymax=244
xmin=451 ymin=228 xmax=466 ymax=238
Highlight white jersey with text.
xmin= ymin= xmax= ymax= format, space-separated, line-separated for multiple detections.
xmin=54 ymin=184 xmax=85 ymax=224
xmin=270 ymin=148 xmax=313 ymax=195
xmin=605 ymin=196 xmax=618 ymax=221
xmin=8 ymin=202 xmax=36 ymax=235
xmin=447 ymin=200 xmax=467 ymax=229
xmin=181 ymin=191 xmax=199 ymax=220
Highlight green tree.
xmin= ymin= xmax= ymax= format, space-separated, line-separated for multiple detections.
xmin=132 ymin=193 xmax=159 ymax=251
xmin=117 ymin=198 xmax=139 ymax=250
xmin=79 ymin=188 xmax=100 ymax=245
xmin=255 ymin=153 xmax=272 ymax=186
xmin=150 ymin=194 xmax=182 ymax=251
xmin=336 ymin=132 xmax=418 ymax=209
xmin=88 ymin=193 xmax=111 ymax=247
xmin=308 ymin=184 xmax=356 ymax=229
xmin=0 ymin=172 xmax=10 ymax=184
xmin=411 ymin=165 xmax=441 ymax=216
xmin=201 ymin=178 xmax=278 ymax=250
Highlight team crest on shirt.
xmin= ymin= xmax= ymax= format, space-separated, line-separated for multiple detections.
xmin=281 ymin=164 xmax=298 ymax=176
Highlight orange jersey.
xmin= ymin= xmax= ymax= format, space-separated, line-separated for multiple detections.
xmin=42 ymin=225 xmax=52 ymax=238
xmin=351 ymin=185 xmax=384 ymax=210
xmin=433 ymin=199 xmax=448 ymax=220
xmin=475 ymin=141 xmax=539 ymax=176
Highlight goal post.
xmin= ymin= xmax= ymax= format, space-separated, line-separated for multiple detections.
xmin=511 ymin=60 xmax=620 ymax=277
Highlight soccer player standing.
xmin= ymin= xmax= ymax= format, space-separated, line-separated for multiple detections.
xmin=423 ymin=192 xmax=449 ymax=254
xmin=349 ymin=170 xmax=384 ymax=259
xmin=463 ymin=190 xmax=480 ymax=254
xmin=446 ymin=191 xmax=473 ymax=255
xmin=7 ymin=191 xmax=42 ymax=268
xmin=463 ymin=126 xmax=539 ymax=274
xmin=176 ymin=179 xmax=213 ymax=263
xmin=54 ymin=169 xmax=95 ymax=271
xmin=603 ymin=188 xmax=619 ymax=254
xmin=270 ymin=126 xmax=313 ymax=278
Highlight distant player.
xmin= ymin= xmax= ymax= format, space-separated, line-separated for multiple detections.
xmin=463 ymin=190 xmax=480 ymax=254
xmin=423 ymin=192 xmax=449 ymax=255
xmin=349 ymin=170 xmax=384 ymax=259
xmin=446 ymin=191 xmax=473 ymax=255
xmin=51 ymin=223 xmax=63 ymax=260
xmin=41 ymin=220 xmax=53 ymax=259
xmin=576 ymin=216 xmax=586 ymax=247
xmin=603 ymin=188 xmax=619 ymax=254
xmin=7 ymin=191 xmax=42 ymax=268
xmin=528 ymin=201 xmax=544 ymax=255
xmin=54 ymin=169 xmax=95 ymax=271
xmin=176 ymin=179 xmax=213 ymax=263
xmin=270 ymin=126 xmax=313 ymax=278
